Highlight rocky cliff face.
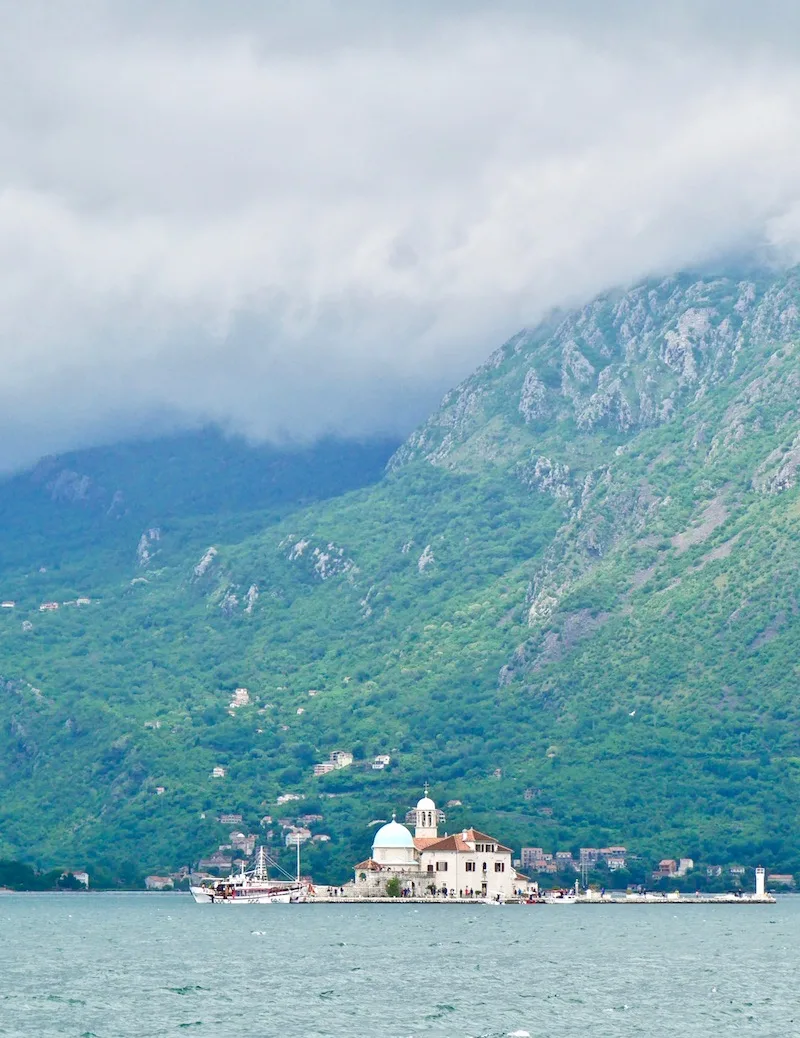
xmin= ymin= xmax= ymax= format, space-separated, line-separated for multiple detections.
xmin=391 ymin=272 xmax=800 ymax=471
xmin=390 ymin=271 xmax=800 ymax=696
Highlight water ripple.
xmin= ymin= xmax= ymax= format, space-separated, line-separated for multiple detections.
xmin=0 ymin=893 xmax=796 ymax=1037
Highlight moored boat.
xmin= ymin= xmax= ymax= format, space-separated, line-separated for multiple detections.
xmin=543 ymin=892 xmax=577 ymax=904
xmin=190 ymin=845 xmax=312 ymax=904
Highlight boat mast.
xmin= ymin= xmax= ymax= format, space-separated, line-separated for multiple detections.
xmin=253 ymin=845 xmax=269 ymax=882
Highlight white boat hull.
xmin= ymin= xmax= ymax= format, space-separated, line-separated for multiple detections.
xmin=190 ymin=883 xmax=308 ymax=904
xmin=191 ymin=845 xmax=311 ymax=904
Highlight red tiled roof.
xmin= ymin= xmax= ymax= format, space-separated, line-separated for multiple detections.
xmin=422 ymin=834 xmax=472 ymax=853
xmin=416 ymin=828 xmax=513 ymax=854
xmin=354 ymin=858 xmax=381 ymax=871
xmin=462 ymin=828 xmax=513 ymax=853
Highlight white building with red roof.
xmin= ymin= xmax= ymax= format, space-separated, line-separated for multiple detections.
xmin=352 ymin=787 xmax=523 ymax=899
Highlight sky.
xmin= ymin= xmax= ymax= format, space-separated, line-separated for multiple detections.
xmin=2 ymin=0 xmax=800 ymax=469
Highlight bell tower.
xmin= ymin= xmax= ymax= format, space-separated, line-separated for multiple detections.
xmin=413 ymin=783 xmax=439 ymax=839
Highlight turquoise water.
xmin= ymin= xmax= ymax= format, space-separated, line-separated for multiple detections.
xmin=0 ymin=893 xmax=797 ymax=1037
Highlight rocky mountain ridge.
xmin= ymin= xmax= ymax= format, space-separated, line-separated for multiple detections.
xmin=393 ymin=272 xmax=800 ymax=469
xmin=393 ymin=272 xmax=800 ymax=693
xmin=0 ymin=270 xmax=799 ymax=882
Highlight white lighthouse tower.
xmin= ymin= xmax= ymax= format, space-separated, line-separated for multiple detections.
xmin=755 ymin=867 xmax=766 ymax=899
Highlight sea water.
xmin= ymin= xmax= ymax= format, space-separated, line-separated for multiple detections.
xmin=0 ymin=893 xmax=797 ymax=1037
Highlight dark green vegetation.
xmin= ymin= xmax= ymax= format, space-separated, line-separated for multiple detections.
xmin=0 ymin=860 xmax=90 ymax=891
xmin=385 ymin=876 xmax=402 ymax=898
xmin=2 ymin=271 xmax=800 ymax=885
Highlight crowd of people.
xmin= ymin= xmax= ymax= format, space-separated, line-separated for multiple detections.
xmin=326 ymin=883 xmax=531 ymax=899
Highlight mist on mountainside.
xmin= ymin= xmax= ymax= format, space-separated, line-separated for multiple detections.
xmin=3 ymin=2 xmax=800 ymax=468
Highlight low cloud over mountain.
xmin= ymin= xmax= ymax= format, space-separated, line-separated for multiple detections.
xmin=2 ymin=0 xmax=800 ymax=468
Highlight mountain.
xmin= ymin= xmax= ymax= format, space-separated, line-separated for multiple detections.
xmin=2 ymin=270 xmax=800 ymax=884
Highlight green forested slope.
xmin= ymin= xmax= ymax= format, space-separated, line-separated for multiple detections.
xmin=2 ymin=271 xmax=800 ymax=883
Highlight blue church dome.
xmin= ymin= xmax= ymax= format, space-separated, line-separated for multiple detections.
xmin=372 ymin=818 xmax=415 ymax=849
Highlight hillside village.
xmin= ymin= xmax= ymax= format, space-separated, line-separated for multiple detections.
xmin=174 ymin=829 xmax=794 ymax=895
xmin=0 ymin=596 xmax=93 ymax=614
xmin=174 ymin=780 xmax=796 ymax=895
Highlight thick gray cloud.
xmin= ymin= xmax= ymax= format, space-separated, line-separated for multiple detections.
xmin=1 ymin=0 xmax=800 ymax=469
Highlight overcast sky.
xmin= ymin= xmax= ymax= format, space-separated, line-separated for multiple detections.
xmin=1 ymin=0 xmax=800 ymax=470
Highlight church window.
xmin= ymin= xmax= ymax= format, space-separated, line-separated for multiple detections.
xmin=435 ymin=861 xmax=448 ymax=872
xmin=494 ymin=862 xmax=505 ymax=872
xmin=465 ymin=861 xmax=476 ymax=872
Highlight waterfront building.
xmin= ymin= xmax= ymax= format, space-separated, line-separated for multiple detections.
xmin=580 ymin=846 xmax=627 ymax=869
xmin=352 ymin=787 xmax=528 ymax=898
xmin=521 ymin=847 xmax=558 ymax=872
xmin=145 ymin=875 xmax=174 ymax=890
xmin=198 ymin=851 xmax=233 ymax=871
xmin=521 ymin=847 xmax=545 ymax=870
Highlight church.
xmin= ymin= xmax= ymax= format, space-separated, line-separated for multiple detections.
xmin=352 ymin=787 xmax=527 ymax=899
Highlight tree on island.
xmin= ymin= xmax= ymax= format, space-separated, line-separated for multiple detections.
xmin=57 ymin=872 xmax=86 ymax=890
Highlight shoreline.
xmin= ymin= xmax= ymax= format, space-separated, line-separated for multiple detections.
xmin=0 ymin=889 xmax=789 ymax=902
